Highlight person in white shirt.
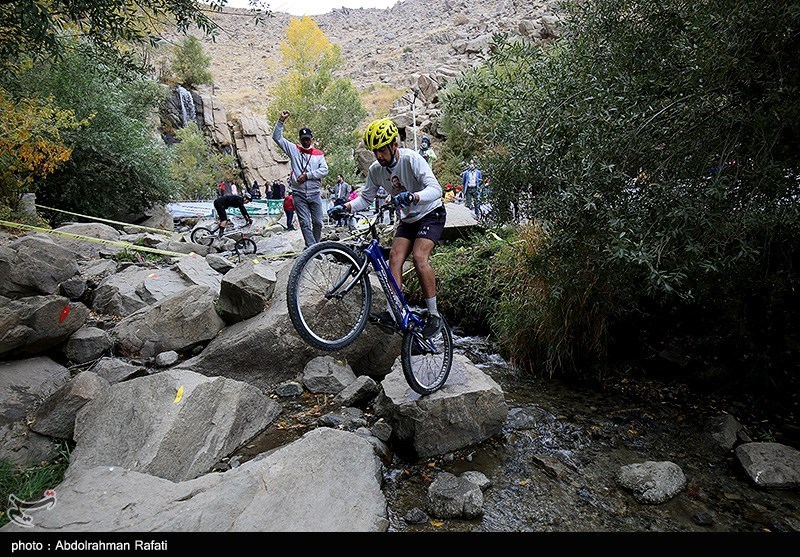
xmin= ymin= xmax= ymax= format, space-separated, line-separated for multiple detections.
xmin=328 ymin=118 xmax=446 ymax=338
xmin=272 ymin=110 xmax=329 ymax=247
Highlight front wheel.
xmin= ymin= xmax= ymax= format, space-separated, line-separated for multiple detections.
xmin=191 ymin=226 xmax=215 ymax=246
xmin=401 ymin=314 xmax=453 ymax=395
xmin=286 ymin=241 xmax=372 ymax=351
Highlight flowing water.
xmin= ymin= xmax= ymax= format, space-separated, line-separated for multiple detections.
xmin=235 ymin=331 xmax=800 ymax=532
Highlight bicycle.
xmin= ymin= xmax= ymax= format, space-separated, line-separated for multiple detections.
xmin=286 ymin=201 xmax=453 ymax=395
xmin=190 ymin=216 xmax=257 ymax=256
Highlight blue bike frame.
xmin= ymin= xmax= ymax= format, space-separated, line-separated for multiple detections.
xmin=358 ymin=238 xmax=425 ymax=333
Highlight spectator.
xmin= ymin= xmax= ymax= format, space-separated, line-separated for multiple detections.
xmin=419 ymin=135 xmax=437 ymax=165
xmin=250 ymin=180 xmax=262 ymax=200
xmin=272 ymin=110 xmax=328 ymax=247
xmin=283 ymin=192 xmax=296 ymax=230
xmin=375 ymin=184 xmax=388 ymax=222
xmin=461 ymin=159 xmax=483 ymax=219
xmin=332 ymin=174 xmax=350 ymax=227
xmin=274 ymin=180 xmax=286 ymax=199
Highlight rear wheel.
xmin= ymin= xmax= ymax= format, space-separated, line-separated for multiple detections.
xmin=235 ymin=237 xmax=257 ymax=255
xmin=287 ymin=241 xmax=372 ymax=351
xmin=401 ymin=314 xmax=453 ymax=395
xmin=191 ymin=226 xmax=215 ymax=246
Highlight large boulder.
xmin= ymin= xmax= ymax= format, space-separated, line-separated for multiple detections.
xmin=0 ymin=235 xmax=80 ymax=298
xmin=176 ymin=260 xmax=400 ymax=391
xmin=52 ymin=223 xmax=121 ymax=259
xmin=0 ymin=357 xmax=70 ymax=467
xmin=113 ymin=285 xmax=225 ymax=359
xmin=735 ymin=442 xmax=800 ymax=488
xmin=30 ymin=371 xmax=110 ymax=440
xmin=1 ymin=428 xmax=387 ymax=532
xmin=616 ymin=461 xmax=687 ymax=504
xmin=216 ymin=258 xmax=277 ymax=323
xmin=68 ymin=369 xmax=282 ymax=482
xmin=0 ymin=295 xmax=89 ymax=358
xmin=90 ymin=267 xmax=154 ymax=317
xmin=374 ymin=354 xmax=508 ymax=459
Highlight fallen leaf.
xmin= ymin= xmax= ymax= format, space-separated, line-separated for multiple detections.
xmin=429 ymin=520 xmax=444 ymax=527
xmin=174 ymin=385 xmax=185 ymax=404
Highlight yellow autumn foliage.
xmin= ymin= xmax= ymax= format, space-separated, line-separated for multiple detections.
xmin=0 ymin=87 xmax=90 ymax=209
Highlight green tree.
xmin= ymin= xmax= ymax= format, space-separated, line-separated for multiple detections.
xmin=442 ymin=0 xmax=800 ymax=388
xmin=267 ymin=16 xmax=366 ymax=182
xmin=169 ymin=122 xmax=237 ymax=199
xmin=0 ymin=88 xmax=90 ymax=212
xmin=0 ymin=1 xmax=211 ymax=72
xmin=169 ymin=35 xmax=213 ymax=88
xmin=5 ymin=46 xmax=177 ymax=223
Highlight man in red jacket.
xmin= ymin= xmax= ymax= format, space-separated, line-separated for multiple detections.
xmin=283 ymin=193 xmax=296 ymax=230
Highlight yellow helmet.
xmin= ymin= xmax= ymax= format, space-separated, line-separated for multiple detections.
xmin=363 ymin=118 xmax=399 ymax=151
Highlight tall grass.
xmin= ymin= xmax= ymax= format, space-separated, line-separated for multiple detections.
xmin=0 ymin=442 xmax=71 ymax=527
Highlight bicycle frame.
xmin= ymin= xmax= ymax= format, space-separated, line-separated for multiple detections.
xmin=328 ymin=203 xmax=425 ymax=334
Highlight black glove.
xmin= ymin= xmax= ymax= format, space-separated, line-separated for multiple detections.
xmin=328 ymin=205 xmax=347 ymax=218
xmin=393 ymin=191 xmax=416 ymax=207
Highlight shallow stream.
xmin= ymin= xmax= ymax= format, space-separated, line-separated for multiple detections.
xmin=237 ymin=332 xmax=800 ymax=532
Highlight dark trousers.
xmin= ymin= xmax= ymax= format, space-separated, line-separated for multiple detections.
xmin=334 ymin=199 xmax=347 ymax=226
xmin=286 ymin=209 xmax=295 ymax=229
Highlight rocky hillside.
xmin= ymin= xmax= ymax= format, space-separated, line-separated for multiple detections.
xmin=159 ymin=0 xmax=562 ymax=117
xmin=155 ymin=0 xmax=561 ymax=190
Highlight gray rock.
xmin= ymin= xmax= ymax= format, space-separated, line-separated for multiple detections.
xmin=154 ymin=350 xmax=180 ymax=367
xmin=1 ymin=428 xmax=387 ymax=532
xmin=274 ymin=380 xmax=304 ymax=398
xmin=707 ymin=414 xmax=743 ymax=451
xmin=303 ymin=356 xmax=358 ymax=394
xmin=113 ymin=285 xmax=225 ymax=359
xmin=506 ymin=405 xmax=557 ymax=430
xmin=90 ymin=357 xmax=146 ymax=384
xmin=461 ymin=470 xmax=491 ymax=490
xmin=332 ymin=375 xmax=380 ymax=407
xmin=735 ymin=442 xmax=800 ymax=488
xmin=173 ymin=255 xmax=222 ymax=292
xmin=0 ymin=295 xmax=89 ymax=358
xmin=91 ymin=267 xmax=152 ymax=317
xmin=616 ymin=461 xmax=687 ymax=504
xmin=0 ymin=357 xmax=70 ymax=467
xmin=370 ymin=419 xmax=392 ymax=442
xmin=63 ymin=326 xmax=112 ymax=364
xmin=69 ymin=369 xmax=282 ymax=482
xmin=374 ymin=354 xmax=507 ymax=458
xmin=30 ymin=371 xmax=110 ymax=440
xmin=216 ymin=258 xmax=277 ymax=323
xmin=206 ymin=253 xmax=235 ymax=274
xmin=59 ymin=277 xmax=87 ymax=300
xmin=52 ymin=223 xmax=121 ymax=259
xmin=404 ymin=507 xmax=428 ymax=524
xmin=427 ymin=471 xmax=484 ymax=519
xmin=0 ymin=235 xmax=80 ymax=298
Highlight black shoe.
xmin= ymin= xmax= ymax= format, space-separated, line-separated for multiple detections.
xmin=369 ymin=311 xmax=396 ymax=334
xmin=422 ymin=313 xmax=442 ymax=338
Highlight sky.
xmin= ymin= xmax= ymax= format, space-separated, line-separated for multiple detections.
xmin=224 ymin=0 xmax=399 ymax=16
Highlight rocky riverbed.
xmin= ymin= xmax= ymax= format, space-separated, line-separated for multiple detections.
xmin=237 ymin=332 xmax=800 ymax=533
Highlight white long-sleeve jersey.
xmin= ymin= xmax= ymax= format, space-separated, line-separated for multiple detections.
xmin=349 ymin=148 xmax=443 ymax=223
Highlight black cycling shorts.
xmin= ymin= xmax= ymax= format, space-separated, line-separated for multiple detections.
xmin=394 ymin=205 xmax=446 ymax=245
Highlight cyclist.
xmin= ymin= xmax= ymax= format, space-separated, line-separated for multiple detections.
xmin=213 ymin=192 xmax=253 ymax=236
xmin=328 ymin=117 xmax=446 ymax=338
